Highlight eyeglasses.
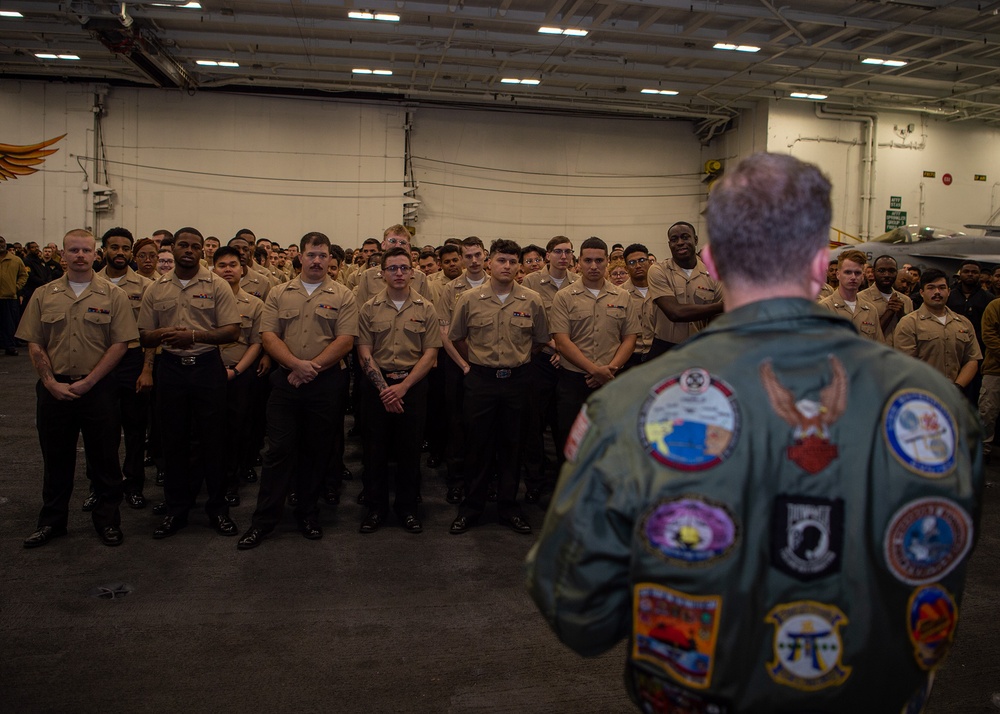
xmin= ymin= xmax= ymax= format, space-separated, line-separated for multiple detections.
xmin=626 ymin=257 xmax=648 ymax=266
xmin=386 ymin=237 xmax=410 ymax=247
xmin=383 ymin=265 xmax=412 ymax=274
xmin=550 ymin=249 xmax=573 ymax=256
xmin=523 ymin=257 xmax=544 ymax=265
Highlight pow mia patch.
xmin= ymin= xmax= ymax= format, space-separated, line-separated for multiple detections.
xmin=643 ymin=496 xmax=738 ymax=566
xmin=633 ymin=584 xmax=722 ymax=689
xmin=638 ymin=369 xmax=740 ymax=472
xmin=907 ymin=585 xmax=957 ymax=670
xmin=884 ymin=497 xmax=973 ymax=585
xmin=631 ymin=668 xmax=731 ymax=713
xmin=766 ymin=601 xmax=851 ymax=691
xmin=770 ymin=495 xmax=843 ymax=581
xmin=883 ymin=390 xmax=957 ymax=478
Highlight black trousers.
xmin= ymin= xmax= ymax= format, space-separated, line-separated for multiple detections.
xmin=442 ymin=352 xmax=466 ymax=487
xmin=459 ymin=365 xmax=529 ymax=520
xmin=620 ymin=349 xmax=652 ymax=374
xmin=647 ymin=338 xmax=678 ymax=360
xmin=325 ymin=360 xmax=352 ymax=494
xmin=36 ymin=375 xmax=122 ymax=531
xmin=522 ymin=350 xmax=561 ymax=493
xmin=223 ymin=367 xmax=257 ymax=493
xmin=555 ymin=370 xmax=595 ymax=459
xmin=116 ymin=347 xmax=150 ymax=495
xmin=155 ymin=351 xmax=229 ymax=520
xmin=251 ymin=366 xmax=348 ymax=531
xmin=424 ymin=363 xmax=447 ymax=462
xmin=361 ymin=374 xmax=428 ymax=518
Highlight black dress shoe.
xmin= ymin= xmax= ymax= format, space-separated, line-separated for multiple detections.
xmin=23 ymin=526 xmax=67 ymax=549
xmin=487 ymin=484 xmax=498 ymax=502
xmin=82 ymin=493 xmax=98 ymax=512
xmin=322 ymin=490 xmax=340 ymax=505
xmin=225 ymin=490 xmax=241 ymax=507
xmin=99 ymin=525 xmax=124 ymax=547
xmin=287 ymin=492 xmax=298 ymax=507
xmin=143 ymin=455 xmax=154 ymax=467
xmin=237 ymin=527 xmax=265 ymax=550
xmin=524 ymin=488 xmax=541 ymax=504
xmin=152 ymin=516 xmax=187 ymax=539
xmin=243 ymin=467 xmax=258 ymax=483
xmin=359 ymin=511 xmax=383 ymax=534
xmin=402 ymin=515 xmax=423 ymax=534
xmin=5 ymin=348 xmax=19 ymax=356
xmin=445 ymin=486 xmax=463 ymax=504
xmin=427 ymin=456 xmax=442 ymax=468
xmin=356 ymin=489 xmax=367 ymax=505
xmin=299 ymin=521 xmax=323 ymax=540
xmin=449 ymin=516 xmax=472 ymax=534
xmin=500 ymin=515 xmax=532 ymax=534
xmin=126 ymin=492 xmax=147 ymax=509
xmin=342 ymin=467 xmax=353 ymax=480
xmin=211 ymin=515 xmax=239 ymax=536
xmin=421 ymin=440 xmax=430 ymax=452
xmin=155 ymin=470 xmax=165 ymax=486
xmin=152 ymin=501 xmax=168 ymax=515
xmin=347 ymin=426 xmax=359 ymax=438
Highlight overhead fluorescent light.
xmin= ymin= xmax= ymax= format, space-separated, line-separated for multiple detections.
xmin=641 ymin=88 xmax=679 ymax=95
xmin=196 ymin=60 xmax=217 ymax=66
xmin=218 ymin=61 xmax=239 ymax=67
xmin=152 ymin=1 xmax=201 ymax=6
xmin=501 ymin=78 xmax=540 ymax=85
xmin=790 ymin=92 xmax=828 ymax=100
xmin=539 ymin=26 xmax=588 ymax=36
xmin=35 ymin=53 xmax=78 ymax=60
xmin=714 ymin=42 xmax=760 ymax=53
xmin=862 ymin=57 xmax=907 ymax=67
xmin=58 ymin=54 xmax=80 ymax=60
xmin=0 ymin=10 xmax=24 ymax=17
xmin=353 ymin=68 xmax=393 ymax=75
xmin=353 ymin=68 xmax=373 ymax=74
xmin=349 ymin=10 xmax=399 ymax=21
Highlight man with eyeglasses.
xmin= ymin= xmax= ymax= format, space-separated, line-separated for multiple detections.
xmin=619 ymin=243 xmax=656 ymax=372
xmin=647 ymin=221 xmax=724 ymax=357
xmin=521 ymin=236 xmax=579 ymax=505
xmin=353 ymin=225 xmax=432 ymax=305
xmin=356 ymin=247 xmax=441 ymax=534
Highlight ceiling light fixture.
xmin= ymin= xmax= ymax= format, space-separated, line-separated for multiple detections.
xmin=349 ymin=11 xmax=400 ymax=21
xmin=35 ymin=53 xmax=80 ymax=60
xmin=862 ymin=57 xmax=907 ymax=67
xmin=641 ymin=88 xmax=679 ymax=95
xmin=196 ymin=60 xmax=239 ymax=67
xmin=152 ymin=1 xmax=202 ymax=6
xmin=353 ymin=68 xmax=393 ymax=75
xmin=538 ymin=27 xmax=588 ymax=36
xmin=0 ymin=10 xmax=24 ymax=17
xmin=790 ymin=92 xmax=828 ymax=100
xmin=713 ymin=42 xmax=760 ymax=53
xmin=500 ymin=78 xmax=540 ymax=85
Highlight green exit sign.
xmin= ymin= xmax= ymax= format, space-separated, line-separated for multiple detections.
xmin=890 ymin=196 xmax=902 ymax=209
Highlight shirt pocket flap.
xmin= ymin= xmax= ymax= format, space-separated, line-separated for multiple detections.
xmin=84 ymin=311 xmax=112 ymax=324
xmin=240 ymin=316 xmax=255 ymax=328
xmin=279 ymin=308 xmax=300 ymax=320
xmin=403 ymin=320 xmax=427 ymax=333
xmin=153 ymin=299 xmax=177 ymax=311
xmin=315 ymin=306 xmax=338 ymax=319
xmin=510 ymin=315 xmax=533 ymax=328
xmin=41 ymin=311 xmax=66 ymax=324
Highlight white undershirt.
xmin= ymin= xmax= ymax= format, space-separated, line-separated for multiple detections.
xmin=844 ymin=299 xmax=856 ymax=313
xmin=178 ymin=278 xmax=191 ymax=288
xmin=636 ymin=286 xmax=648 ymax=298
xmin=109 ymin=275 xmax=123 ymax=285
xmin=880 ymin=290 xmax=893 ymax=301
xmin=935 ymin=314 xmax=948 ymax=325
xmin=467 ymin=276 xmax=486 ymax=288
xmin=301 ymin=280 xmax=322 ymax=295
xmin=550 ymin=276 xmax=566 ymax=289
xmin=392 ymin=299 xmax=406 ymax=311
xmin=496 ymin=292 xmax=509 ymax=303
xmin=587 ymin=288 xmax=601 ymax=298
xmin=68 ymin=280 xmax=90 ymax=297
xmin=681 ymin=267 xmax=694 ymax=278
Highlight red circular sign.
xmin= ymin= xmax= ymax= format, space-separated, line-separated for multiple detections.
xmin=943 ymin=173 xmax=953 ymax=186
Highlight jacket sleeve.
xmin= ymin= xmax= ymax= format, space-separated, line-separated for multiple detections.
xmin=524 ymin=396 xmax=637 ymax=657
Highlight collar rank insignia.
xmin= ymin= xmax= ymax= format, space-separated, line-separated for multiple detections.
xmin=760 ymin=356 xmax=847 ymax=475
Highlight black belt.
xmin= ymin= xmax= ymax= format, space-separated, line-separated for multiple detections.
xmin=160 ymin=351 xmax=220 ymax=367
xmin=54 ymin=374 xmax=87 ymax=383
xmin=469 ymin=363 xmax=527 ymax=380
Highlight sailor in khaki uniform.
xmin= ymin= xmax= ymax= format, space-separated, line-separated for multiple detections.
xmin=353 ymin=225 xmax=432 ymax=305
xmin=860 ymin=255 xmax=913 ymax=345
xmin=550 ymin=236 xmax=640 ymax=459
xmin=237 ymin=232 xmax=358 ymax=550
xmin=818 ymin=249 xmax=886 ymax=344
xmin=213 ymin=246 xmax=264 ymax=507
xmin=19 ymin=229 xmax=137 ymax=549
xmin=447 ymin=239 xmax=549 ymax=535
xmin=356 ymin=247 xmax=441 ymax=534
xmin=646 ymin=222 xmax=723 ymax=357
xmin=894 ymin=268 xmax=982 ymax=387
xmin=619 ymin=242 xmax=656 ymax=371
xmin=96 ymin=227 xmax=154 ymax=509
xmin=138 ymin=227 xmax=242 ymax=540
xmin=520 ymin=236 xmax=579 ymax=503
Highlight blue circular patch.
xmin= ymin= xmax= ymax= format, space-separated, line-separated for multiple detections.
xmin=884 ymin=498 xmax=973 ymax=585
xmin=883 ymin=390 xmax=956 ymax=478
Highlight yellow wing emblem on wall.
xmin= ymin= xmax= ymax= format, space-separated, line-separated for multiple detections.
xmin=0 ymin=134 xmax=66 ymax=181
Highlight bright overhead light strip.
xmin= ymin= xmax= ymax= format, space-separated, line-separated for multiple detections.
xmin=713 ymin=42 xmax=760 ymax=53
xmin=151 ymin=2 xmax=202 ymax=7
xmin=790 ymin=92 xmax=828 ymax=100
xmin=349 ymin=11 xmax=400 ymax=21
xmin=641 ymin=88 xmax=679 ymax=95
xmin=862 ymin=57 xmax=907 ymax=67
xmin=35 ymin=53 xmax=79 ymax=60
xmin=538 ymin=26 xmax=588 ymax=36
xmin=0 ymin=10 xmax=24 ymax=17
xmin=353 ymin=68 xmax=393 ymax=75
xmin=500 ymin=78 xmax=540 ymax=85
xmin=196 ymin=60 xmax=239 ymax=67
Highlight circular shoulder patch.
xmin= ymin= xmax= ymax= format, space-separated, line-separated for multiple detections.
xmin=907 ymin=584 xmax=957 ymax=670
xmin=884 ymin=498 xmax=973 ymax=585
xmin=638 ymin=369 xmax=740 ymax=471
xmin=642 ymin=495 xmax=739 ymax=566
xmin=883 ymin=390 xmax=957 ymax=478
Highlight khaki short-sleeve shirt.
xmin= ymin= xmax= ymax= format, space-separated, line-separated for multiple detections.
xmin=448 ymin=283 xmax=548 ymax=367
xmin=646 ymin=257 xmax=722 ymax=343
xmin=549 ymin=281 xmax=641 ymax=373
xmin=240 ymin=271 xmax=271 ymax=301
xmin=521 ymin=269 xmax=579 ymax=313
xmin=860 ymin=285 xmax=913 ymax=346
xmin=358 ymin=288 xmax=442 ymax=372
xmin=138 ymin=265 xmax=242 ymax=356
xmin=355 ymin=265 xmax=431 ymax=306
xmin=818 ymin=291 xmax=887 ymax=344
xmin=98 ymin=266 xmax=152 ymax=349
xmin=16 ymin=274 xmax=138 ymax=375
xmin=436 ymin=271 xmax=488 ymax=326
xmin=620 ymin=280 xmax=655 ymax=356
xmin=261 ymin=276 xmax=359 ymax=361
xmin=893 ymin=305 xmax=982 ymax=380
xmin=220 ymin=289 xmax=264 ymax=366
